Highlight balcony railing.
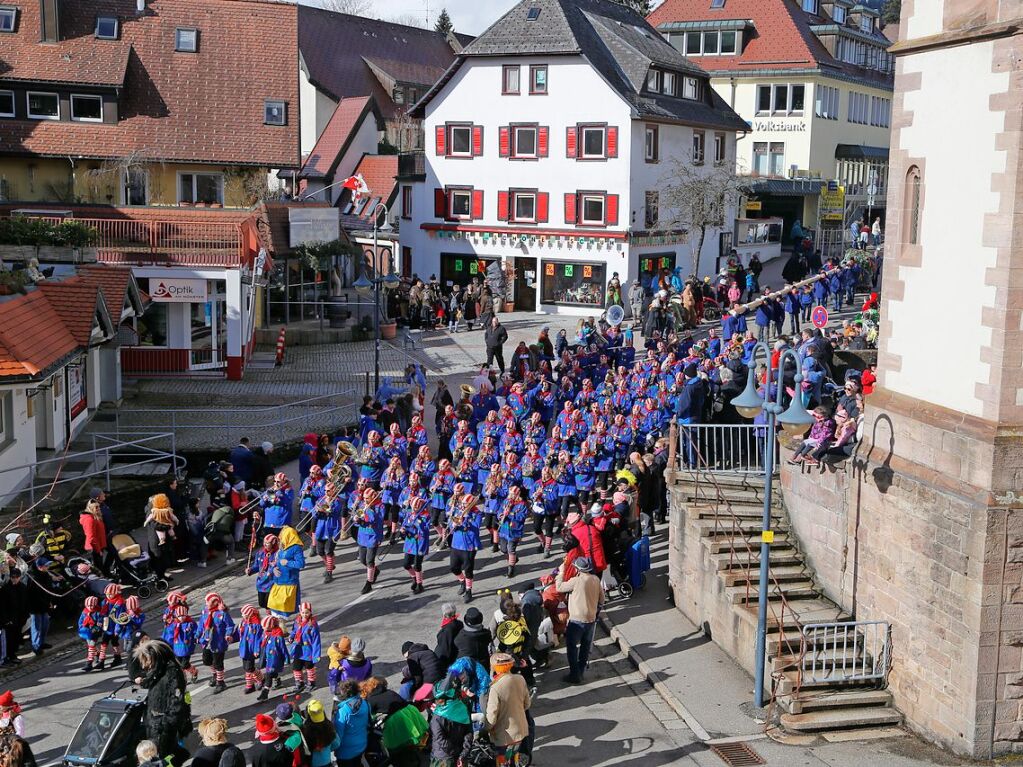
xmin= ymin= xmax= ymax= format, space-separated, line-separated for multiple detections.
xmin=398 ymin=151 xmax=426 ymax=179
xmin=35 ymin=216 xmax=246 ymax=267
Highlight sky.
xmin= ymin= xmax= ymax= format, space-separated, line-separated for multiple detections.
xmin=299 ymin=0 xmax=512 ymax=36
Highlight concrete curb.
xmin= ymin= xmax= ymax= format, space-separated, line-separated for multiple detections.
xmin=0 ymin=560 xmax=246 ymax=686
xmin=599 ymin=610 xmax=713 ymax=742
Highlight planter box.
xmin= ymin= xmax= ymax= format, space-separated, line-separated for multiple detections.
xmin=0 ymin=245 xmax=98 ymax=263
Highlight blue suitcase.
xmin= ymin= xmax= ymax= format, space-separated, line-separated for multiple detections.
xmin=626 ymin=535 xmax=650 ymax=589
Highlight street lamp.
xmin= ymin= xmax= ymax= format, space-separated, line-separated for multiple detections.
xmin=733 ymin=342 xmax=815 ymax=708
xmin=355 ymin=203 xmax=394 ymax=395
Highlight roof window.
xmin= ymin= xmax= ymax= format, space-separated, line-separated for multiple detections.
xmin=0 ymin=6 xmax=16 ymax=32
xmin=95 ymin=16 xmax=118 ymax=39
xmin=711 ymin=0 xmax=725 ymax=7
xmin=526 ymin=6 xmax=541 ymax=20
xmin=175 ymin=27 xmax=198 ymax=52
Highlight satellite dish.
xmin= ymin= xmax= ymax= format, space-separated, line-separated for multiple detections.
xmin=607 ymin=304 xmax=625 ymax=327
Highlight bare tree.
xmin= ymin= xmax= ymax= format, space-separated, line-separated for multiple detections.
xmin=659 ymin=157 xmax=750 ymax=277
xmin=387 ymin=12 xmax=427 ymax=28
xmin=321 ymin=0 xmax=372 ymax=15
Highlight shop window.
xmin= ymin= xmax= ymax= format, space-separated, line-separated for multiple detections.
xmin=137 ymin=300 xmax=169 ymax=346
xmin=541 ymin=261 xmax=605 ymax=306
xmin=740 ymin=220 xmax=781 ymax=244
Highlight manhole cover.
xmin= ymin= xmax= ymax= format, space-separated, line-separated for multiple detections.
xmin=709 ymin=742 xmax=766 ymax=767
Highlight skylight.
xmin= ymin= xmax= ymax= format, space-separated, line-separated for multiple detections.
xmin=711 ymin=0 xmax=726 ymax=7
xmin=527 ymin=6 xmax=541 ymax=20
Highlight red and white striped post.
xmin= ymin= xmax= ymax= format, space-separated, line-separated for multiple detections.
xmin=274 ymin=327 xmax=287 ymax=367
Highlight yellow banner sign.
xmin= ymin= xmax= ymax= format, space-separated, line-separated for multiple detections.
xmin=819 ymin=185 xmax=846 ymax=222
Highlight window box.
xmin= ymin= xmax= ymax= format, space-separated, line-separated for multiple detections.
xmin=71 ymin=94 xmax=103 ymax=122
xmin=27 ymin=92 xmax=59 ymax=120
xmin=178 ymin=172 xmax=224 ymax=205
xmin=541 ymin=260 xmax=605 ymax=306
xmin=529 ymin=65 xmax=548 ymax=94
xmin=502 ymin=65 xmax=520 ymax=95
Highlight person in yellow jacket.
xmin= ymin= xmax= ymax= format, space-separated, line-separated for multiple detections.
xmin=267 ymin=527 xmax=305 ymax=618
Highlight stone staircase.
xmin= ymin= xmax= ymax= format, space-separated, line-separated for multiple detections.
xmin=677 ymin=470 xmax=903 ymax=737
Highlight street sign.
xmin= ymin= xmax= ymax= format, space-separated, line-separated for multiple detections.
xmin=812 ymin=305 xmax=829 ymax=329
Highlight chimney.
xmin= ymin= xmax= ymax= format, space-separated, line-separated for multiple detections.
xmin=39 ymin=0 xmax=60 ymax=42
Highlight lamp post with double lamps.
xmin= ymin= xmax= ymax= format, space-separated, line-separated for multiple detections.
xmin=353 ymin=203 xmax=398 ymax=394
xmin=728 ymin=342 xmax=815 ymax=708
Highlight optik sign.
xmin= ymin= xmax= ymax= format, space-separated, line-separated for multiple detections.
xmin=150 ymin=278 xmax=207 ymax=303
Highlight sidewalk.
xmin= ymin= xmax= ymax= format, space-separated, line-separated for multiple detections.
xmin=599 ymin=534 xmax=975 ymax=767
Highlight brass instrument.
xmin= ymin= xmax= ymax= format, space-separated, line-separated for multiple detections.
xmin=357 ymin=444 xmax=373 ymax=466
xmin=335 ymin=441 xmax=356 ymax=463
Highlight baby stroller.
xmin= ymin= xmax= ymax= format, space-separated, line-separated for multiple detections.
xmin=63 ymin=684 xmax=147 ymax=767
xmin=109 ymin=533 xmax=167 ymax=598
xmin=602 ymin=534 xmax=650 ymax=600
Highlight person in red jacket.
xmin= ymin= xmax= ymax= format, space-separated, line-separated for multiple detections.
xmin=79 ymin=499 xmax=108 ymax=574
xmin=860 ymin=364 xmax=877 ymax=396
xmin=563 ymin=509 xmax=607 ymax=576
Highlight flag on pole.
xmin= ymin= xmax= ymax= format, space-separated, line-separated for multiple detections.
xmin=340 ymin=173 xmax=370 ymax=204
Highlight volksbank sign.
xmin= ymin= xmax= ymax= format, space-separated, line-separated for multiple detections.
xmin=754 ymin=120 xmax=808 ymax=132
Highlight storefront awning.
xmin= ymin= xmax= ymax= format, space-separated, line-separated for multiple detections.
xmin=747 ymin=178 xmax=824 ymax=197
xmin=835 ymin=144 xmax=890 ymax=160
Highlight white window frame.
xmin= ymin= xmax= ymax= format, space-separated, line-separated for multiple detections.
xmin=833 ymin=5 xmax=846 ymax=23
xmin=95 ymin=16 xmax=118 ymax=39
xmin=685 ymin=32 xmax=701 ymax=55
xmin=580 ymin=195 xmax=606 ymax=226
xmin=758 ymin=83 xmax=805 ymax=115
xmin=802 ymin=0 xmax=818 ymax=13
xmin=0 ymin=90 xmax=13 ymax=118
xmin=178 ymin=172 xmax=224 ymax=205
xmin=714 ymin=132 xmax=726 ymax=164
xmin=70 ymin=94 xmax=104 ymax=123
xmin=790 ymin=84 xmax=805 ymax=114
xmin=815 ymin=84 xmax=840 ymax=120
xmin=663 ymin=71 xmax=677 ymax=96
xmin=0 ymin=6 xmax=15 ymax=33
xmin=512 ymin=125 xmax=538 ymax=159
xmin=647 ymin=69 xmax=662 ymax=93
xmin=720 ymin=30 xmax=737 ymax=54
xmin=860 ymin=15 xmax=873 ymax=33
xmin=692 ymin=131 xmax=706 ymax=164
xmin=512 ymin=192 xmax=537 ymax=223
xmin=448 ymin=125 xmax=473 ymax=157
xmin=580 ymin=126 xmax=606 ymax=159
xmin=0 ymin=390 xmax=12 ymax=453
xmin=702 ymin=31 xmax=719 ymax=55
xmin=773 ymin=84 xmax=789 ymax=113
xmin=644 ymin=125 xmax=659 ymax=162
xmin=264 ymin=100 xmax=286 ymax=126
xmin=123 ymin=169 xmax=149 ymax=206
xmin=26 ymin=91 xmax=59 ymax=121
xmin=448 ymin=189 xmax=472 ymax=220
xmin=175 ymin=27 xmax=198 ymax=52
xmin=683 ymin=77 xmax=700 ymax=100
xmin=769 ymin=142 xmax=785 ymax=176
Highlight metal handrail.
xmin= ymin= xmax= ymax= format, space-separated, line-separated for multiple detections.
xmin=800 ymin=620 xmax=892 ymax=685
xmin=116 ymin=390 xmax=359 ymax=416
xmin=0 ymin=432 xmax=184 ymax=507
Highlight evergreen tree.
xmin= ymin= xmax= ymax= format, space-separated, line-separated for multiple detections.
xmin=616 ymin=0 xmax=653 ymax=15
xmin=434 ymin=8 xmax=454 ymax=35
xmin=882 ymin=0 xmax=901 ymax=25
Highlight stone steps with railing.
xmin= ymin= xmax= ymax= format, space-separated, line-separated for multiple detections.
xmin=675 ymin=459 xmax=902 ymax=739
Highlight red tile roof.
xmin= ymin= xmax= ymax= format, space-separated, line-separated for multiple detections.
xmin=37 ymin=278 xmax=104 ymax=346
xmin=0 ymin=0 xmax=300 ymax=167
xmin=298 ymin=6 xmax=466 ymax=120
xmin=352 ymin=154 xmax=398 ymax=209
xmin=300 ymin=96 xmax=375 ymax=180
xmin=0 ymin=290 xmax=81 ymax=380
xmin=648 ymin=0 xmax=892 ymax=86
xmin=77 ymin=264 xmax=136 ymax=317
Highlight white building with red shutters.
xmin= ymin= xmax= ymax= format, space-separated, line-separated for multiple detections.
xmin=399 ymin=0 xmax=749 ymax=314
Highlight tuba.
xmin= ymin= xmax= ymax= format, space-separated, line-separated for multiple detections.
xmin=334 ymin=441 xmax=356 ymax=464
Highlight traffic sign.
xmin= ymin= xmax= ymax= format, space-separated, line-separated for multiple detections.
xmin=811 ymin=305 xmax=829 ymax=329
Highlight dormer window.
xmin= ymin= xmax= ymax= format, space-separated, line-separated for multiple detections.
xmin=860 ymin=15 xmax=873 ymax=32
xmin=647 ymin=69 xmax=662 ymax=93
xmin=682 ymin=77 xmax=700 ymax=100
xmin=71 ymin=94 xmax=103 ymax=122
xmin=802 ymin=0 xmax=818 ymax=12
xmin=0 ymin=7 xmax=16 ymax=33
xmin=95 ymin=16 xmax=118 ymax=39
xmin=393 ymin=87 xmax=405 ymax=104
xmin=175 ymin=27 xmax=198 ymax=53
xmin=833 ymin=5 xmax=846 ymax=23
xmin=663 ymin=71 xmax=677 ymax=96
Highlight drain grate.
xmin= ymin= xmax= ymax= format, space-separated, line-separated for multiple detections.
xmin=709 ymin=742 xmax=766 ymax=767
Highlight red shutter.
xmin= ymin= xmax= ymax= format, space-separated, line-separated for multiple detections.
xmin=434 ymin=188 xmax=447 ymax=218
xmin=499 ymin=127 xmax=511 ymax=158
xmin=472 ymin=125 xmax=483 ymax=156
xmin=566 ymin=126 xmax=577 ymax=159
xmin=537 ymin=192 xmax=549 ymax=223
xmin=564 ymin=193 xmax=577 ymax=224
xmin=538 ymin=126 xmax=549 ymax=157
xmin=435 ymin=125 xmax=446 ymax=156
xmin=605 ymin=193 xmax=619 ymax=226
xmin=471 ymin=190 xmax=484 ymax=220
xmin=607 ymin=126 xmax=618 ymax=158
xmin=497 ymin=191 xmax=510 ymax=221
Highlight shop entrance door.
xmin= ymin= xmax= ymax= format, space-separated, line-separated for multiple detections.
xmin=190 ymin=284 xmax=226 ymax=371
xmin=514 ymin=257 xmax=537 ymax=311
